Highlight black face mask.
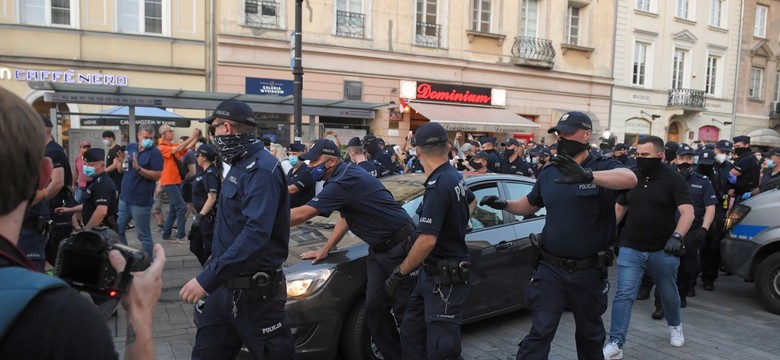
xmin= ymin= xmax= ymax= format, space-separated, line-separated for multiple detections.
xmin=213 ymin=132 xmax=257 ymax=164
xmin=697 ymin=164 xmax=714 ymax=176
xmin=503 ymin=149 xmax=515 ymax=158
xmin=469 ymin=160 xmax=483 ymax=170
xmin=556 ymin=137 xmax=590 ymax=157
xmin=734 ymin=147 xmax=750 ymax=156
xmin=677 ymin=163 xmax=693 ymax=177
xmin=485 ymin=148 xmax=496 ymax=153
xmin=636 ymin=157 xmax=663 ymax=176
xmin=617 ymin=154 xmax=628 ymax=163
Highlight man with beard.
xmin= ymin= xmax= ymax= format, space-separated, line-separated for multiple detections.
xmin=731 ymin=135 xmax=760 ymax=201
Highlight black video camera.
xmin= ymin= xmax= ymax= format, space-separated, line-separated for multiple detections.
xmin=54 ymin=227 xmax=150 ymax=297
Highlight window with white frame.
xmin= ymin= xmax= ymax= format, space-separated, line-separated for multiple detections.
xmin=672 ymin=49 xmax=687 ymax=89
xmin=415 ymin=0 xmax=441 ymax=47
xmin=749 ymin=67 xmax=763 ymax=99
xmin=245 ymin=0 xmax=282 ymax=29
xmin=472 ymin=0 xmax=492 ymax=32
xmin=632 ymin=42 xmax=648 ymax=86
xmin=710 ymin=0 xmax=722 ymax=27
xmin=336 ymin=0 xmax=366 ymax=38
xmin=117 ymin=0 xmax=168 ymax=35
xmin=775 ymin=72 xmax=780 ymax=102
xmin=566 ymin=5 xmax=581 ymax=45
xmin=20 ymin=0 xmax=76 ymax=27
xmin=705 ymin=56 xmax=719 ymax=95
xmin=754 ymin=5 xmax=767 ymax=37
xmin=521 ymin=0 xmax=538 ymax=37
xmin=676 ymin=0 xmax=689 ymax=19
xmin=636 ymin=0 xmax=650 ymax=12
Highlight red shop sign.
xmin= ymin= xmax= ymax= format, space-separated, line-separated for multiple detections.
xmin=415 ymin=82 xmax=492 ymax=105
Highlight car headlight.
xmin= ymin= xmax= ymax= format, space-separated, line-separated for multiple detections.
xmin=724 ymin=204 xmax=751 ymax=233
xmin=286 ymin=269 xmax=333 ymax=299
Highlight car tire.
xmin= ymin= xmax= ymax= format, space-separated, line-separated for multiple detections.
xmin=755 ymin=252 xmax=780 ymax=315
xmin=340 ymin=302 xmax=382 ymax=360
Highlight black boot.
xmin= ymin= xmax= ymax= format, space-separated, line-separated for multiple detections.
xmin=652 ymin=306 xmax=664 ymax=319
xmin=702 ymin=281 xmax=714 ymax=291
xmin=637 ymin=287 xmax=650 ymax=300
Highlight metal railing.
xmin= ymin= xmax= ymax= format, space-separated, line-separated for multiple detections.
xmin=245 ymin=0 xmax=280 ymax=29
xmin=336 ymin=11 xmax=365 ymax=39
xmin=510 ymin=36 xmax=556 ymax=69
xmin=415 ymin=22 xmax=442 ymax=48
xmin=667 ymin=88 xmax=706 ymax=110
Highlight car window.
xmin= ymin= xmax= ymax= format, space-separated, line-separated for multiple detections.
xmin=505 ymin=181 xmax=546 ymax=219
xmin=469 ymin=183 xmax=504 ymax=230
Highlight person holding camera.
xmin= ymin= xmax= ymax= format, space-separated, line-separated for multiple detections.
xmin=0 ymin=87 xmax=166 ymax=360
xmin=54 ymin=148 xmax=119 ymax=230
xmin=180 ymin=99 xmax=294 ymax=359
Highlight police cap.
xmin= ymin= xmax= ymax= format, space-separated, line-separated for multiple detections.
xmin=676 ymin=144 xmax=696 ymax=156
xmin=299 ymin=139 xmax=340 ymax=160
xmin=412 ymin=122 xmax=448 ymax=146
xmin=697 ymin=149 xmax=716 ymax=164
xmin=201 ymin=99 xmax=256 ymax=126
xmin=83 ymin=148 xmax=105 ymax=162
xmin=717 ymin=140 xmax=733 ymax=152
xmin=548 ymin=111 xmax=593 ymax=134
xmin=733 ymin=135 xmax=750 ymax=144
xmin=347 ymin=136 xmax=362 ymax=147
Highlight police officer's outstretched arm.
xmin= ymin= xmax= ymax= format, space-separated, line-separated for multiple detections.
xmin=301 ymin=216 xmax=349 ymax=264
xmin=109 ymin=243 xmax=166 ymax=360
xmin=480 ymin=195 xmax=540 ymax=217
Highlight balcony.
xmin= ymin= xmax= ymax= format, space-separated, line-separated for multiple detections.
xmin=415 ymin=22 xmax=442 ymax=48
xmin=244 ymin=0 xmax=280 ymax=29
xmin=336 ymin=11 xmax=365 ymax=39
xmin=667 ymin=88 xmax=706 ymax=110
xmin=510 ymin=36 xmax=556 ymax=69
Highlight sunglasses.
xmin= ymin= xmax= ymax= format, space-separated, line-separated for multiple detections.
xmin=208 ymin=122 xmax=228 ymax=136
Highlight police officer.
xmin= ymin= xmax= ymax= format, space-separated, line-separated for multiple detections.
xmin=529 ymin=146 xmax=552 ymax=176
xmin=467 ymin=151 xmax=492 ymax=173
xmin=480 ymin=111 xmax=637 ymax=360
xmin=188 ymin=144 xmax=220 ymax=266
xmin=756 ymin=148 xmax=780 ymax=193
xmin=500 ymin=138 xmax=535 ymax=177
xmin=480 ymin=136 xmax=502 ymax=172
xmin=180 ymin=99 xmax=294 ymax=359
xmin=286 ymin=143 xmax=315 ymax=207
xmin=18 ymin=117 xmax=52 ymax=271
xmin=385 ymin=122 xmax=476 ymax=360
xmin=54 ymin=148 xmax=119 ymax=230
xmin=364 ymin=134 xmax=393 ymax=177
xmin=732 ymin=135 xmax=760 ymax=201
xmin=345 ymin=136 xmax=379 ymax=177
xmin=41 ymin=115 xmax=75 ymax=267
xmin=293 ymin=138 xmax=417 ymax=360
xmin=650 ymin=144 xmax=716 ymax=318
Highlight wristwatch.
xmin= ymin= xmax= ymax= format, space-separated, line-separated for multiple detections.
xmin=671 ymin=232 xmax=682 ymax=240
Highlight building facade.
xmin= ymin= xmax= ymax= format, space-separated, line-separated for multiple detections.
xmin=214 ymin=0 xmax=616 ymax=146
xmin=610 ymin=0 xmax=743 ymax=146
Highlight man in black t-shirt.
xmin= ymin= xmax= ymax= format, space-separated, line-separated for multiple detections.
xmin=103 ymin=131 xmax=125 ymax=193
xmin=604 ymin=136 xmax=694 ymax=359
xmin=731 ymin=135 xmax=760 ymax=200
xmin=42 ymin=117 xmax=75 ymax=266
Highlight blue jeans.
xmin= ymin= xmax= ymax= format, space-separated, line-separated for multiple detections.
xmin=162 ymin=184 xmax=187 ymax=239
xmin=117 ymin=200 xmax=154 ymax=257
xmin=608 ymin=247 xmax=681 ymax=346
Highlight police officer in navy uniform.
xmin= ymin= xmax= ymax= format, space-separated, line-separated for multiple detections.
xmin=480 ymin=112 xmax=637 ymax=360
xmin=383 ymin=122 xmax=476 ymax=360
xmin=500 ymin=138 xmax=535 ymax=177
xmin=699 ymin=140 xmax=734 ymax=291
xmin=286 ymin=143 xmax=315 ymax=207
xmin=293 ymin=138 xmax=417 ymax=360
xmin=731 ymin=135 xmax=760 ymax=200
xmin=364 ymin=134 xmax=393 ymax=178
xmin=41 ymin=115 xmax=75 ymax=266
xmin=480 ymin=136 xmax=503 ymax=173
xmin=189 ymin=144 xmax=221 ymax=266
xmin=180 ymin=99 xmax=294 ymax=359
xmin=54 ymin=148 xmax=119 ymax=231
xmin=345 ymin=136 xmax=379 ymax=177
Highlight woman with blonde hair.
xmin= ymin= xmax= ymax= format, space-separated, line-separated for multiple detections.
xmin=270 ymin=143 xmax=292 ymax=174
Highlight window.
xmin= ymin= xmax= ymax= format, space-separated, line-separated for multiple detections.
xmin=470 ymin=184 xmax=504 ymax=229
xmin=415 ymin=0 xmax=442 ymax=47
xmin=676 ymin=0 xmax=689 ymax=19
xmin=749 ymin=67 xmax=763 ymax=99
xmin=705 ymin=56 xmax=719 ymax=95
xmin=20 ymin=0 xmax=75 ymax=26
xmin=632 ymin=42 xmax=648 ymax=86
xmin=710 ymin=0 xmax=722 ymax=27
xmin=521 ymin=0 xmax=538 ymax=37
xmin=336 ymin=0 xmax=366 ymax=38
xmin=343 ymin=81 xmax=362 ymax=101
xmin=672 ymin=49 xmax=686 ymax=89
xmin=566 ymin=6 xmax=581 ymax=45
xmin=472 ymin=0 xmax=492 ymax=32
xmin=245 ymin=0 xmax=281 ymax=29
xmin=754 ymin=5 xmax=768 ymax=37
xmin=775 ymin=72 xmax=780 ymax=102
xmin=118 ymin=0 xmax=168 ymax=35
xmin=505 ymin=182 xmax=546 ymax=218
xmin=636 ymin=0 xmax=650 ymax=12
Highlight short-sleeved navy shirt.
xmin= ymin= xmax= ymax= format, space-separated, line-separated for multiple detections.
xmin=197 ymin=142 xmax=289 ymax=293
xmin=45 ymin=140 xmax=73 ymax=216
xmin=486 ymin=151 xmax=502 ymax=173
xmin=82 ymin=173 xmax=118 ymax=225
xmin=500 ymin=156 xmax=534 ymax=177
xmin=617 ymin=165 xmax=692 ymax=252
xmin=192 ymin=164 xmax=220 ymax=213
xmin=119 ymin=143 xmax=163 ymax=207
xmin=526 ymin=155 xmax=624 ymax=259
xmin=415 ymin=162 xmax=474 ymax=260
xmin=357 ymin=161 xmax=378 ymax=177
xmin=759 ymin=169 xmax=780 ymax=193
xmin=287 ymin=163 xmax=315 ymax=208
xmin=733 ymin=153 xmax=760 ymax=194
xmin=306 ymin=162 xmax=413 ymax=245
xmin=369 ymin=149 xmax=393 ymax=177
xmin=683 ymin=172 xmax=717 ymax=227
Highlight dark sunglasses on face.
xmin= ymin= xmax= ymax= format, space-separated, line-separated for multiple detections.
xmin=208 ymin=122 xmax=227 ymax=136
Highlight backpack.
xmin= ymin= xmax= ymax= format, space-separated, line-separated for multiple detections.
xmin=0 ymin=267 xmax=67 ymax=338
xmin=173 ymin=152 xmax=194 ymax=181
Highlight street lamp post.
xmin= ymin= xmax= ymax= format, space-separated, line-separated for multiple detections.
xmin=293 ymin=0 xmax=304 ymax=143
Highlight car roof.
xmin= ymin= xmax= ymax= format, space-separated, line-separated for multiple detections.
xmin=379 ymin=172 xmax=536 ymax=187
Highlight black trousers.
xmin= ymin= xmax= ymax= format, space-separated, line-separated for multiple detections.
xmin=701 ymin=208 xmax=726 ymax=283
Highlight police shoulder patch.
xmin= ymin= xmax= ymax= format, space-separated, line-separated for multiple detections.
xmin=425 ymin=178 xmax=438 ymax=189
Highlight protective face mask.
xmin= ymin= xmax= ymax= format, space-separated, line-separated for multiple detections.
xmin=766 ymin=159 xmax=775 ymax=169
xmin=82 ymin=165 xmax=97 ymax=178
xmin=309 ymin=162 xmax=328 ymax=182
xmin=288 ymin=156 xmax=299 ymax=167
xmin=409 ymin=148 xmax=417 ymax=156
xmin=469 ymin=160 xmax=484 ymax=170
xmin=531 ymin=157 xmax=538 ymax=165
xmin=102 ymin=139 xmax=110 ymax=146
xmin=503 ymin=149 xmax=515 ymax=158
xmin=677 ymin=163 xmax=693 ymax=177
xmin=636 ymin=157 xmax=662 ymax=176
xmin=715 ymin=153 xmax=728 ymax=164
xmin=556 ymin=137 xmax=590 ymax=157
xmin=755 ymin=155 xmax=763 ymax=162
xmin=141 ymin=138 xmax=154 ymax=149
xmin=212 ymin=132 xmax=257 ymax=164
xmin=734 ymin=147 xmax=750 ymax=156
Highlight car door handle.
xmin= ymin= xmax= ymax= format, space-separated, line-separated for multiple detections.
xmin=496 ymin=241 xmax=513 ymax=251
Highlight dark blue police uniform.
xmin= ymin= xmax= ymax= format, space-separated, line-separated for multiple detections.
xmin=733 ymin=152 xmax=760 ymax=199
xmin=500 ymin=156 xmax=535 ymax=177
xmin=82 ymin=172 xmax=119 ymax=229
xmin=286 ymin=162 xmax=315 ymax=208
xmin=191 ymin=164 xmax=220 ymax=265
xmin=517 ymin=154 xmax=623 ymax=360
xmin=357 ymin=160 xmax=379 ymax=177
xmin=697 ymin=149 xmax=730 ymax=287
xmin=43 ymin=139 xmax=74 ymax=266
xmin=192 ymin=142 xmax=293 ymax=359
xmin=486 ymin=150 xmax=502 ymax=173
xmin=759 ymin=168 xmax=780 ymax=192
xmin=18 ymin=200 xmax=49 ymax=271
xmin=400 ymin=162 xmax=475 ymax=360
xmin=307 ymin=161 xmax=416 ymax=360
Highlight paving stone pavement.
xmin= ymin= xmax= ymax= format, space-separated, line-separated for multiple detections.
xmin=108 ymin=229 xmax=780 ymax=359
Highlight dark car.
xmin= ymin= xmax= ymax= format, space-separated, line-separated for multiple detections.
xmin=198 ymin=173 xmax=546 ymax=359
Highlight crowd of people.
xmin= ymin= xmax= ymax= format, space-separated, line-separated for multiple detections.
xmin=3 ymin=86 xmax=780 ymax=360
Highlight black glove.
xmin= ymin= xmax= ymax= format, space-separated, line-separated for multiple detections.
xmin=385 ymin=266 xmax=408 ymax=297
xmin=693 ymin=227 xmax=708 ymax=245
xmin=479 ymin=195 xmax=507 ymax=210
xmin=192 ymin=214 xmax=203 ymax=229
xmin=551 ymin=155 xmax=595 ymax=184
xmin=664 ymin=234 xmax=686 ymax=257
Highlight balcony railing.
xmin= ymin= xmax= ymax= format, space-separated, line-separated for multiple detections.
xmin=415 ymin=22 xmax=442 ymax=48
xmin=245 ymin=0 xmax=280 ymax=29
xmin=510 ymin=36 xmax=556 ymax=69
xmin=336 ymin=11 xmax=365 ymax=39
xmin=667 ymin=88 xmax=706 ymax=110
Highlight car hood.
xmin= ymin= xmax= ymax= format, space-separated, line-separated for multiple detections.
xmin=283 ymin=222 xmax=367 ymax=268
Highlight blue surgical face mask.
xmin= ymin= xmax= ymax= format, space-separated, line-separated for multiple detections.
xmin=309 ymin=162 xmax=328 ymax=182
xmin=766 ymin=159 xmax=775 ymax=169
xmin=141 ymin=138 xmax=154 ymax=149
xmin=82 ymin=165 xmax=97 ymax=178
xmin=288 ymin=156 xmax=299 ymax=167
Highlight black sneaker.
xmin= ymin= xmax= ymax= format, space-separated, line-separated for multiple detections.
xmin=702 ymin=281 xmax=714 ymax=291
xmin=652 ymin=306 xmax=664 ymax=319
xmin=637 ymin=287 xmax=650 ymax=300
xmin=680 ymin=297 xmax=687 ymax=308
xmin=687 ymin=287 xmax=696 ymax=297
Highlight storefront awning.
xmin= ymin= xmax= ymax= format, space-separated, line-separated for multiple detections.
xmin=409 ymin=102 xmax=538 ymax=133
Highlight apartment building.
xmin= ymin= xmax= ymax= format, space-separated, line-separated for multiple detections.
xmin=214 ymin=0 xmax=616 ymax=145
